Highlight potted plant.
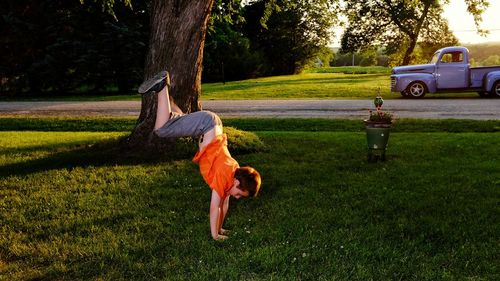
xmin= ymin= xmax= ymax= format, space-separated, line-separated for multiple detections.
xmin=364 ymin=95 xmax=394 ymax=162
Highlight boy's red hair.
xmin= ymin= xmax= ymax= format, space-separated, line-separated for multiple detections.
xmin=235 ymin=166 xmax=261 ymax=197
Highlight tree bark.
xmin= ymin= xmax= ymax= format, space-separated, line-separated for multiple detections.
xmin=402 ymin=36 xmax=417 ymax=66
xmin=127 ymin=0 xmax=215 ymax=149
xmin=401 ymin=0 xmax=432 ymax=65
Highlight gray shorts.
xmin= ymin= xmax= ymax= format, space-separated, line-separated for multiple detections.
xmin=154 ymin=110 xmax=222 ymax=138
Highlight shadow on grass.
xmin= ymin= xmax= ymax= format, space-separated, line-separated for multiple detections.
xmin=0 ymin=145 xmax=201 ymax=280
xmin=0 ymin=128 xmax=266 ymax=178
xmin=0 ymin=137 xmax=196 ymax=178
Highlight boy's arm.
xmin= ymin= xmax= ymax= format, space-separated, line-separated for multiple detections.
xmin=221 ymin=196 xmax=229 ymax=226
xmin=218 ymin=196 xmax=230 ymax=234
xmin=209 ymin=190 xmax=228 ymax=240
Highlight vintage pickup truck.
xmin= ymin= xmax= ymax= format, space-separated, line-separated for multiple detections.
xmin=390 ymin=46 xmax=500 ymax=98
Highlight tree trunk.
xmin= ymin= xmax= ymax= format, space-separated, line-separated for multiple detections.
xmin=402 ymin=36 xmax=418 ymax=65
xmin=401 ymin=0 xmax=432 ymax=66
xmin=127 ymin=0 xmax=215 ymax=149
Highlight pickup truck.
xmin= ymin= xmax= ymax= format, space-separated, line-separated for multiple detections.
xmin=390 ymin=46 xmax=500 ymax=98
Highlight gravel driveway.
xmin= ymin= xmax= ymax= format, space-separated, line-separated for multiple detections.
xmin=0 ymin=99 xmax=498 ymax=120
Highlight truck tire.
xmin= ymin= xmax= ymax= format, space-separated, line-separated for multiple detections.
xmin=406 ymin=81 xmax=427 ymax=98
xmin=490 ymin=81 xmax=500 ymax=98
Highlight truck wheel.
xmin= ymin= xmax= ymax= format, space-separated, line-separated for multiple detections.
xmin=490 ymin=81 xmax=500 ymax=98
xmin=406 ymin=81 xmax=427 ymax=98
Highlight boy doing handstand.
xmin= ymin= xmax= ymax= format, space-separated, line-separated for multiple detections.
xmin=139 ymin=71 xmax=261 ymax=241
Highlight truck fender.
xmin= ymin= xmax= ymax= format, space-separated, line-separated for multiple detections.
xmin=485 ymin=71 xmax=500 ymax=92
xmin=391 ymin=73 xmax=436 ymax=93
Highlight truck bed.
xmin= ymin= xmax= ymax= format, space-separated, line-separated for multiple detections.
xmin=470 ymin=66 xmax=500 ymax=88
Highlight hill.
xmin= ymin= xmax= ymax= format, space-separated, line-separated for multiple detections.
xmin=463 ymin=42 xmax=500 ymax=61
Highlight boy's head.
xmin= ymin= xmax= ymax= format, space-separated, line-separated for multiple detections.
xmin=234 ymin=166 xmax=261 ymax=197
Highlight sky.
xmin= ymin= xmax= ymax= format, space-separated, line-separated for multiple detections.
xmin=330 ymin=0 xmax=500 ymax=47
xmin=442 ymin=0 xmax=500 ymax=44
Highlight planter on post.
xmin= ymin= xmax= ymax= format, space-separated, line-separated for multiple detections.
xmin=364 ymin=120 xmax=391 ymax=162
xmin=364 ymin=95 xmax=394 ymax=162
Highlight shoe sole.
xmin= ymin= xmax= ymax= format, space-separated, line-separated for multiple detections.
xmin=138 ymin=71 xmax=170 ymax=94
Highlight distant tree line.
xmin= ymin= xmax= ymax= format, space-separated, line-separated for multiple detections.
xmin=330 ymin=48 xmax=387 ymax=67
xmin=466 ymin=43 xmax=500 ymax=66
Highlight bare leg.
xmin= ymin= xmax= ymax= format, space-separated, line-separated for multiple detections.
xmin=199 ymin=125 xmax=223 ymax=150
xmin=170 ymin=96 xmax=183 ymax=114
xmin=154 ymin=86 xmax=172 ymax=130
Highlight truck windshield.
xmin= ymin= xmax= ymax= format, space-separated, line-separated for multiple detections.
xmin=429 ymin=52 xmax=440 ymax=64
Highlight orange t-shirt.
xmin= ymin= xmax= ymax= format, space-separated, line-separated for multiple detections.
xmin=192 ymin=134 xmax=239 ymax=199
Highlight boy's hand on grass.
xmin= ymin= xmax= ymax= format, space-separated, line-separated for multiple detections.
xmin=215 ymin=234 xmax=229 ymax=241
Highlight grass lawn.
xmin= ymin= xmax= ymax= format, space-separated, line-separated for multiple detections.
xmin=202 ymin=72 xmax=391 ymax=100
xmin=202 ymin=69 xmax=478 ymax=100
xmin=0 ymin=118 xmax=499 ymax=280
xmin=305 ymin=66 xmax=392 ymax=74
xmin=0 ymin=67 xmax=480 ymax=101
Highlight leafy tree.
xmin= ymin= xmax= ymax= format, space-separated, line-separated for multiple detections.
xmin=204 ymin=0 xmax=340 ymax=79
xmin=203 ymin=0 xmax=266 ymax=82
xmin=481 ymin=55 xmax=500 ymax=66
xmin=359 ymin=48 xmax=377 ymax=66
xmin=313 ymin=46 xmax=335 ymax=68
xmin=0 ymin=0 xmax=147 ymax=94
xmin=203 ymin=20 xmax=266 ymax=82
xmin=331 ymin=52 xmax=356 ymax=66
xmin=0 ymin=0 xmax=73 ymax=94
xmin=331 ymin=49 xmax=383 ymax=67
xmin=340 ymin=0 xmax=488 ymax=65
xmin=244 ymin=0 xmax=338 ymax=75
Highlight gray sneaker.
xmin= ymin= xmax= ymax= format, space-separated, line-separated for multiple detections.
xmin=138 ymin=70 xmax=171 ymax=94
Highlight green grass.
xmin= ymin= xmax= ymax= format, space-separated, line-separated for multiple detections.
xmin=0 ymin=118 xmax=499 ymax=280
xmin=202 ymin=72 xmax=391 ymax=99
xmin=306 ymin=66 xmax=392 ymax=74
xmin=202 ymin=69 xmax=479 ymax=99
xmin=1 ymin=116 xmax=499 ymax=133
xmin=1 ymin=67 xmax=481 ymax=100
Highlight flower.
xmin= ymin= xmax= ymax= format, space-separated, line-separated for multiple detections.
xmin=366 ymin=95 xmax=394 ymax=124
xmin=368 ymin=109 xmax=393 ymax=123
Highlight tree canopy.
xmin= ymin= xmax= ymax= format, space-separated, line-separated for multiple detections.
xmin=340 ymin=0 xmax=489 ymax=65
xmin=243 ymin=0 xmax=338 ymax=75
xmin=0 ymin=0 xmax=147 ymax=94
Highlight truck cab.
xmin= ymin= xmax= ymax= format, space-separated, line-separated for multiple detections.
xmin=432 ymin=47 xmax=469 ymax=89
xmin=391 ymin=46 xmax=500 ymax=98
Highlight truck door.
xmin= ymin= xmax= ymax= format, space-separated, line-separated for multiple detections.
xmin=436 ymin=51 xmax=469 ymax=89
